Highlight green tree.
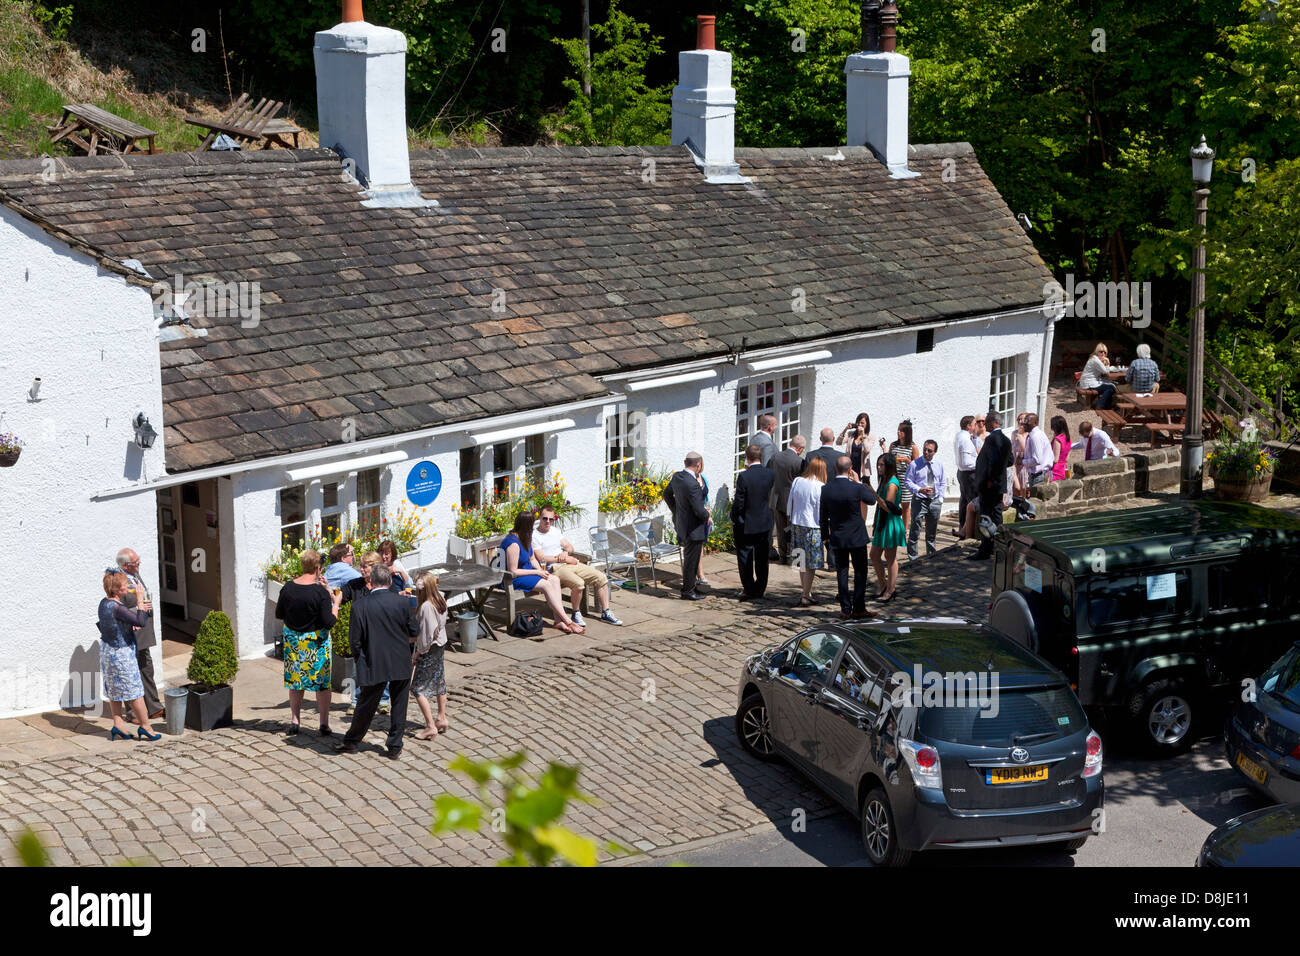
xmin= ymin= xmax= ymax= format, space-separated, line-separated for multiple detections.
xmin=187 ymin=610 xmax=239 ymax=689
xmin=547 ymin=0 xmax=671 ymax=145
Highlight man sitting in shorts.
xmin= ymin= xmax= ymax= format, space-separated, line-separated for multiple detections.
xmin=531 ymin=505 xmax=623 ymax=627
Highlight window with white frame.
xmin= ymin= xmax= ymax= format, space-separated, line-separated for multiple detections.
xmin=735 ymin=375 xmax=800 ymax=483
xmin=989 ymin=356 xmax=1018 ymax=424
xmin=459 ymin=447 xmax=481 ymax=510
xmin=460 ymin=435 xmax=551 ymax=506
xmin=525 ymin=433 xmax=546 ymax=488
xmin=604 ymin=407 xmax=640 ymax=484
xmin=321 ymin=480 xmax=344 ymax=542
xmin=356 ymin=468 xmax=382 ymax=535
xmin=279 ymin=485 xmax=307 ymax=549
xmin=491 ymin=441 xmax=513 ymax=498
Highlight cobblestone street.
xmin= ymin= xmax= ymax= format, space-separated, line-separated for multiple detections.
xmin=0 ymin=545 xmax=991 ymax=866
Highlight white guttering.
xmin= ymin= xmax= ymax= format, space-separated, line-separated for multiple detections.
xmin=286 ymin=450 xmax=409 ymax=482
xmin=471 ymin=418 xmax=576 ymax=446
xmin=91 ymin=393 xmax=619 ymax=502
xmin=598 ymin=303 xmax=1048 ymax=385
xmin=747 ymin=349 xmax=832 ymax=373
xmin=625 ymin=369 xmax=719 ymax=391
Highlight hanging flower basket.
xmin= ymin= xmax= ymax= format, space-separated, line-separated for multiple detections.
xmin=0 ymin=433 xmax=21 ymax=467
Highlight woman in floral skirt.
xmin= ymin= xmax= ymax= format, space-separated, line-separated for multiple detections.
xmin=411 ymin=572 xmax=450 ymax=740
xmin=98 ymin=571 xmax=161 ymax=741
xmin=275 ymin=549 xmax=341 ymax=737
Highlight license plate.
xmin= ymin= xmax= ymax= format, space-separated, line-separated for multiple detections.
xmin=1235 ymin=751 xmax=1268 ymax=786
xmin=986 ymin=765 xmax=1049 ymax=785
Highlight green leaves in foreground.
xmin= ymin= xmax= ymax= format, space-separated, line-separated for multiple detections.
xmin=432 ymin=751 xmax=624 ymax=867
xmin=16 ymin=828 xmax=49 ymax=866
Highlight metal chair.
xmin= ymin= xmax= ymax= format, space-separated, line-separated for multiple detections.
xmin=590 ymin=526 xmax=641 ymax=594
xmin=646 ymin=516 xmax=684 ymax=582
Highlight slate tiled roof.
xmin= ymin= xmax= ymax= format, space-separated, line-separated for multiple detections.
xmin=0 ymin=143 xmax=1052 ymax=473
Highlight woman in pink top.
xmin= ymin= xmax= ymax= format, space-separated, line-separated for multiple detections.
xmin=1049 ymin=416 xmax=1071 ymax=480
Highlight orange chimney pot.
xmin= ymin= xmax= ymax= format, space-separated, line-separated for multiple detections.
xmin=696 ymin=15 xmax=715 ymax=50
xmin=343 ymin=0 xmax=364 ymax=23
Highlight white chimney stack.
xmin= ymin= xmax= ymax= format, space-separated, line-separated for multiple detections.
xmin=314 ymin=2 xmax=432 ymax=207
xmin=671 ymin=15 xmax=749 ymax=184
xmin=846 ymin=1 xmax=918 ymax=179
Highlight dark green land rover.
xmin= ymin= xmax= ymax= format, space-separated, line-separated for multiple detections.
xmin=989 ymin=501 xmax=1300 ymax=756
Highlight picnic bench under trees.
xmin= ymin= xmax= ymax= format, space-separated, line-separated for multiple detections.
xmin=185 ymin=94 xmax=300 ymax=150
xmin=47 ymin=104 xmax=157 ymax=156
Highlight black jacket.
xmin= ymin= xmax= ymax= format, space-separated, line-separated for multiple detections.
xmin=731 ymin=464 xmax=776 ymax=535
xmin=819 ymin=476 xmax=879 ymax=550
xmin=349 ymin=587 xmax=419 ymax=686
xmin=975 ymin=430 xmax=1015 ymax=495
xmin=805 ymin=445 xmax=842 ymax=479
xmin=665 ymin=469 xmax=711 ymax=542
xmin=770 ymin=447 xmax=805 ymax=513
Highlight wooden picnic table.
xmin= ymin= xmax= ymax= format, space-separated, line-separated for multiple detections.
xmin=426 ymin=563 xmax=505 ymax=642
xmin=1124 ymin=391 xmax=1187 ymax=425
xmin=259 ymin=118 xmax=306 ymax=149
xmin=47 ymin=104 xmax=157 ymax=156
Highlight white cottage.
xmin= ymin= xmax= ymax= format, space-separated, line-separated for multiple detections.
xmin=0 ymin=7 xmax=1055 ymax=717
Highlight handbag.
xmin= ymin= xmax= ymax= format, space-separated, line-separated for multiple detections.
xmin=509 ymin=611 xmax=544 ymax=638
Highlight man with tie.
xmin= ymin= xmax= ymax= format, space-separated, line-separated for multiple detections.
xmin=971 ymin=411 xmax=1015 ymax=561
xmin=904 ymin=440 xmax=946 ymax=560
xmin=114 ymin=547 xmax=163 ymax=719
xmin=819 ymin=456 xmax=880 ymax=618
xmin=769 ymin=434 xmax=806 ymax=565
xmin=732 ymin=444 xmax=777 ymax=599
xmin=663 ymin=452 xmax=711 ymax=600
xmin=953 ymin=415 xmax=979 ymax=536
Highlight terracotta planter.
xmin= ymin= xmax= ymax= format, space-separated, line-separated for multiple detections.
xmin=0 ymin=447 xmax=20 ymax=467
xmin=1213 ymin=470 xmax=1274 ymax=503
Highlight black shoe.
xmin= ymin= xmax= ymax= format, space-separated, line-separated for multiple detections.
xmin=333 ymin=742 xmax=358 ymax=754
xmin=319 ymin=725 xmax=333 ymax=738
xmin=681 ymin=591 xmax=706 ymax=601
xmin=386 ymin=747 xmax=402 ymax=760
xmin=967 ymin=550 xmax=992 ymax=561
xmin=286 ymin=723 xmax=300 ymax=736
xmin=736 ymin=592 xmax=754 ymax=601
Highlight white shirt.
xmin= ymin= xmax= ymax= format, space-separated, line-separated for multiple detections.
xmin=954 ymin=430 xmax=978 ymax=471
xmin=1072 ymin=430 xmax=1118 ymax=460
xmin=532 ymin=525 xmax=565 ymax=561
xmin=1079 ymin=355 xmax=1112 ymax=390
xmin=786 ymin=476 xmax=823 ymax=528
xmin=1024 ymin=426 xmax=1054 ymax=474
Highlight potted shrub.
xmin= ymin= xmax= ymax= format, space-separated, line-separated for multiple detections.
xmin=1207 ymin=418 xmax=1278 ymax=502
xmin=0 ymin=432 xmax=22 ymax=467
xmin=330 ymin=600 xmax=354 ymax=693
xmin=185 ymin=610 xmax=239 ymax=730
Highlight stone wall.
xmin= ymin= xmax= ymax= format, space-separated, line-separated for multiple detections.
xmin=1029 ymin=446 xmax=1183 ymax=516
xmin=1268 ymin=441 xmax=1300 ymax=492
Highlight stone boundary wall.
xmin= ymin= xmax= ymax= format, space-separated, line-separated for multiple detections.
xmin=1030 ymin=446 xmax=1184 ymax=517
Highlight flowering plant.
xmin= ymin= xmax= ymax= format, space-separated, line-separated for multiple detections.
xmin=0 ymin=433 xmax=21 ymax=453
xmin=261 ymin=505 xmax=436 ymax=583
xmin=1206 ymin=418 xmax=1277 ymax=479
xmin=598 ymin=464 xmax=671 ymax=522
xmin=453 ymin=474 xmax=583 ymax=539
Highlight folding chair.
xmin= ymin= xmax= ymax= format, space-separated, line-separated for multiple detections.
xmin=590 ymin=526 xmax=641 ymax=594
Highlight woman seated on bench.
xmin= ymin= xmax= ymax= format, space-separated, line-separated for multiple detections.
xmin=1078 ymin=343 xmax=1117 ymax=409
xmin=500 ymin=511 xmax=585 ymax=634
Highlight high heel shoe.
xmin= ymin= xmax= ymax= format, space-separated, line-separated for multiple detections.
xmin=110 ymin=726 xmax=132 ymax=741
xmin=136 ymin=727 xmax=161 ymax=741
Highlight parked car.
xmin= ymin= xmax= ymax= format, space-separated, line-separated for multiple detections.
xmin=735 ymin=619 xmax=1103 ymax=866
xmin=988 ymin=501 xmax=1300 ymax=756
xmin=1197 ymin=803 xmax=1300 ymax=866
xmin=1225 ymin=641 xmax=1300 ymax=803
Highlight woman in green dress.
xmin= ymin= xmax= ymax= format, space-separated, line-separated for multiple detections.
xmin=871 ymin=454 xmax=906 ymax=603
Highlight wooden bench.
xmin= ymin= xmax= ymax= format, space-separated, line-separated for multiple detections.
xmin=1146 ymin=422 xmax=1186 ymax=447
xmin=482 ymin=533 xmax=590 ymax=626
xmin=1097 ymin=408 xmax=1128 ymax=430
xmin=47 ymin=104 xmax=157 ymax=156
xmin=1073 ymin=373 xmax=1100 ymax=408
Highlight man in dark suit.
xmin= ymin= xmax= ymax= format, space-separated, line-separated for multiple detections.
xmin=805 ymin=427 xmax=841 ymax=478
xmin=819 ymin=456 xmax=880 ymax=618
xmin=664 ymin=452 xmax=711 ymax=600
xmin=336 ymin=564 xmax=419 ymax=758
xmin=750 ymin=413 xmax=778 ymax=467
xmin=732 ymin=444 xmax=777 ymax=599
xmin=769 ymin=433 xmax=806 ymax=564
xmin=971 ymin=410 xmax=1015 ymax=561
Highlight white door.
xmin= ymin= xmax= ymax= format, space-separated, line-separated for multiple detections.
xmin=157 ymin=488 xmax=186 ymax=616
xmin=734 ymin=374 xmax=802 ymax=483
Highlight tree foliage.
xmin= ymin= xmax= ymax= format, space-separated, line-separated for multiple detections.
xmin=188 ymin=610 xmax=239 ymax=689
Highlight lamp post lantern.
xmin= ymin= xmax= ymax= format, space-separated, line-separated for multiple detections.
xmin=1181 ymin=135 xmax=1215 ymax=499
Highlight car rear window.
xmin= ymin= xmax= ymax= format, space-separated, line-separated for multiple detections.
xmin=919 ymin=685 xmax=1087 ymax=747
xmin=1088 ymin=570 xmax=1189 ymax=628
xmin=1261 ymin=647 xmax=1300 ymax=713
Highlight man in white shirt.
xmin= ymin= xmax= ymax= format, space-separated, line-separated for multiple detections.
xmin=531 ymin=506 xmax=622 ymax=627
xmin=953 ymin=415 xmax=979 ymax=524
xmin=1072 ymin=421 xmax=1119 ymax=460
xmin=904 ymin=440 xmax=946 ymax=560
xmin=1022 ymin=413 xmax=1054 ymax=488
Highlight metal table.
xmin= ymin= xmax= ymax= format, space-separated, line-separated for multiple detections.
xmin=426 ymin=564 xmax=505 ymax=641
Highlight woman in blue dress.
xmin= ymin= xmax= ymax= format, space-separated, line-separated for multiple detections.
xmin=97 ymin=570 xmax=162 ymax=740
xmin=500 ymin=512 xmax=585 ymax=633
xmin=870 ymin=454 xmax=906 ymax=603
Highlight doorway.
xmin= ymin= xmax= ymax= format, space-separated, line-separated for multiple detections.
xmin=156 ymin=480 xmax=223 ymax=642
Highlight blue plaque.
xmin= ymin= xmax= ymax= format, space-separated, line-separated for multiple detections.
xmin=405 ymin=461 xmax=442 ymax=506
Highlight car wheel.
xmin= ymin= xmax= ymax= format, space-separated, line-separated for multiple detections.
xmin=735 ymin=692 xmax=778 ymax=762
xmin=1130 ymin=677 xmax=1197 ymax=757
xmin=860 ymin=788 xmax=912 ymax=867
xmin=1064 ymin=836 xmax=1088 ymax=852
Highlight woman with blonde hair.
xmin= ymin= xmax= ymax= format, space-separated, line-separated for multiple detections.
xmin=98 ymin=571 xmax=161 ymax=741
xmin=1078 ymin=342 xmax=1117 ymax=409
xmin=275 ymin=548 xmax=341 ymax=736
xmin=786 ymin=456 xmax=828 ymax=607
xmin=411 ymin=572 xmax=450 ymax=740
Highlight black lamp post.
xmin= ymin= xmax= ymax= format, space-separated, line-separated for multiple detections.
xmin=1181 ymin=135 xmax=1215 ymax=499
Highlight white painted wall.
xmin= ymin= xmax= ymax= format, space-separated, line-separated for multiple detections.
xmin=0 ymin=207 xmax=164 ymax=718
